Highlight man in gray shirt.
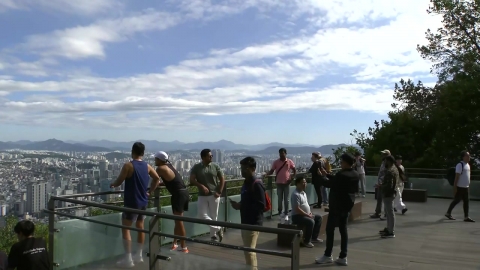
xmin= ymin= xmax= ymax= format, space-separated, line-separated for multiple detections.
xmin=291 ymin=176 xmax=323 ymax=248
xmin=370 ymin=149 xmax=390 ymax=219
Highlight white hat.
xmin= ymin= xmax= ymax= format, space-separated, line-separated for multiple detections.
xmin=154 ymin=151 xmax=168 ymax=162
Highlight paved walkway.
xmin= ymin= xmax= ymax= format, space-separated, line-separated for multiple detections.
xmin=78 ymin=195 xmax=480 ymax=269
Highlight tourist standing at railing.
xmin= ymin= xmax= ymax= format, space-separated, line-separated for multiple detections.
xmin=190 ymin=149 xmax=226 ymax=242
xmin=230 ymin=157 xmax=266 ymax=270
xmin=370 ymin=149 xmax=391 ymax=219
xmin=315 ymin=153 xmax=359 ymax=266
xmin=445 ymin=151 xmax=475 ymax=222
xmin=394 ymin=156 xmax=408 ymax=214
xmin=110 ymin=142 xmax=161 ymax=268
xmin=353 ymin=152 xmax=366 ymax=198
xmin=154 ymin=151 xmax=190 ymax=253
xmin=7 ymin=220 xmax=50 ymax=270
xmin=378 ymin=155 xmax=403 ymax=239
xmin=291 ymin=176 xmax=323 ymax=248
xmin=309 ymin=152 xmax=324 ymax=208
xmin=265 ymin=148 xmax=296 ymax=224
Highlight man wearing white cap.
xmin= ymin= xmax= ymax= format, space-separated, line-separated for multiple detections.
xmin=154 ymin=151 xmax=190 ymax=253
xmin=370 ymin=150 xmax=391 ymax=219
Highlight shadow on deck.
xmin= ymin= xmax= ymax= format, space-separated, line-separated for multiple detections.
xmin=76 ymin=195 xmax=480 ymax=269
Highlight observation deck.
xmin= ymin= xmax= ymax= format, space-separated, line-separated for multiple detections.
xmin=45 ymin=169 xmax=480 ymax=269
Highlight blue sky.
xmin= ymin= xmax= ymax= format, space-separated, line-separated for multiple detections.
xmin=0 ymin=0 xmax=440 ymax=145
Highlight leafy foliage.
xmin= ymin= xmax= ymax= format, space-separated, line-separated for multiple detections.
xmin=352 ymin=0 xmax=480 ymax=168
xmin=0 ymin=216 xmax=49 ymax=254
xmin=330 ymin=145 xmax=360 ymax=168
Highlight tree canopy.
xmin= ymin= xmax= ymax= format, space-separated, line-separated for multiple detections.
xmin=352 ymin=0 xmax=480 ymax=168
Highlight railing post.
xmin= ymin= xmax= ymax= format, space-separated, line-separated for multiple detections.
xmin=223 ymin=181 xmax=228 ymax=231
xmin=47 ymin=198 xmax=55 ymax=270
xmin=154 ymin=188 xmax=162 ymax=249
xmin=291 ymin=232 xmax=301 ymax=270
xmin=149 ymin=216 xmax=160 ymax=270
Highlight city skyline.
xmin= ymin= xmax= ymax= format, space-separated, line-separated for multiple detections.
xmin=0 ymin=0 xmax=440 ymax=144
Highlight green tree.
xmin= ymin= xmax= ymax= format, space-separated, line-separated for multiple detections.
xmin=330 ymin=145 xmax=360 ymax=168
xmin=0 ymin=216 xmax=49 ymax=253
xmin=352 ymin=0 xmax=480 ymax=168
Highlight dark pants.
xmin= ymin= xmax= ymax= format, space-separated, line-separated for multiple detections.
xmin=324 ymin=212 xmax=349 ymax=259
xmin=375 ymin=188 xmax=383 ymax=214
xmin=447 ymin=187 xmax=470 ymax=217
xmin=313 ymin=181 xmax=323 ymax=205
xmin=292 ymin=214 xmax=322 ymax=242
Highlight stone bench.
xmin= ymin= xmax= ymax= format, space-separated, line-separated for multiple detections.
xmin=402 ymin=188 xmax=427 ymax=202
xmin=276 ymin=212 xmax=329 ymax=247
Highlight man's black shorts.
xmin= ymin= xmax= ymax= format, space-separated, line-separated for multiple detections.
xmin=122 ymin=205 xmax=147 ymax=221
xmin=171 ymin=189 xmax=189 ymax=213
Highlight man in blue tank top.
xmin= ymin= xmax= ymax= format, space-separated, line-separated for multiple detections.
xmin=110 ymin=142 xmax=160 ymax=268
xmin=154 ymin=151 xmax=190 ymax=253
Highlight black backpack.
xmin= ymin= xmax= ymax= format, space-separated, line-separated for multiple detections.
xmin=446 ymin=162 xmax=464 ymax=186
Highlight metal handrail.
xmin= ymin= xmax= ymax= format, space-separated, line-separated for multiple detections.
xmin=45 ymin=174 xmax=306 ymax=270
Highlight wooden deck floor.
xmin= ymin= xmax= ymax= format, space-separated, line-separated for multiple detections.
xmin=78 ymin=195 xmax=480 ymax=269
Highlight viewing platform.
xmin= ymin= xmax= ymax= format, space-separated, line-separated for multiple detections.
xmin=45 ymin=170 xmax=480 ymax=269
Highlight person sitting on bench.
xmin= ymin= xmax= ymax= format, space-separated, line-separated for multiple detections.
xmin=291 ymin=176 xmax=323 ymax=248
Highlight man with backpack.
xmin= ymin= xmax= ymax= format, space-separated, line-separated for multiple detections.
xmin=445 ymin=151 xmax=475 ymax=222
xmin=230 ymin=157 xmax=268 ymax=269
xmin=265 ymin=148 xmax=296 ymax=224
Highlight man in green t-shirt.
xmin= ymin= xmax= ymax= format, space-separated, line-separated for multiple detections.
xmin=190 ymin=149 xmax=226 ymax=242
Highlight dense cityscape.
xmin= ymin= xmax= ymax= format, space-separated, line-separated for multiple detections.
xmin=0 ymin=148 xmax=319 ymax=224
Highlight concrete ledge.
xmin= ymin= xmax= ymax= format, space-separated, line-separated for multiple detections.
xmin=402 ymin=189 xmax=427 ymax=202
xmin=349 ymin=201 xmax=362 ymax=221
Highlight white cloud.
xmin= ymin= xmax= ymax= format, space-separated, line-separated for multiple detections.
xmin=22 ymin=10 xmax=180 ymax=60
xmin=0 ymin=0 xmax=443 ymax=130
xmin=0 ymin=0 xmax=120 ymax=15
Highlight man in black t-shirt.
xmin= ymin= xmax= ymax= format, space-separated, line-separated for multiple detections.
xmin=8 ymin=220 xmax=50 ymax=270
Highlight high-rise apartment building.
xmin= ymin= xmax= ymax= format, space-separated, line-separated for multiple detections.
xmin=212 ymin=149 xmax=225 ymax=164
xmin=26 ymin=181 xmax=51 ymax=214
xmin=99 ymin=160 xmax=109 ymax=179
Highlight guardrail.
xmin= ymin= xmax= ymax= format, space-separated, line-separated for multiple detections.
xmin=365 ymin=167 xmax=480 ymax=181
xmin=45 ymin=174 xmax=311 ymax=270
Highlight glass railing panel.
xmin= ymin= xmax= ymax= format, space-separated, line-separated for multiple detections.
xmin=53 ymin=208 xmax=156 ymax=269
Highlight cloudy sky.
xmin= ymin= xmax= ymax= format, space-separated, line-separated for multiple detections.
xmin=0 ymin=0 xmax=440 ymax=145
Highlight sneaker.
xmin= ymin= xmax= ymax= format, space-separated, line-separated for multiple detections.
xmin=301 ymin=242 xmax=314 ymax=248
xmin=170 ymin=243 xmax=179 ymax=251
xmin=279 ymin=213 xmax=286 ymax=224
xmin=402 ymin=208 xmax=408 ymax=215
xmin=217 ymin=228 xmax=224 ymax=242
xmin=211 ymin=236 xmax=218 ymax=242
xmin=464 ymin=217 xmax=475 ymax=222
xmin=311 ymin=238 xmax=323 ymax=243
xmin=323 ymin=203 xmax=328 ymax=207
xmin=179 ymin=247 xmax=189 ymax=253
xmin=335 ymin=257 xmax=348 ymax=266
xmin=381 ymin=232 xmax=395 ymax=238
xmin=362 ymin=195 xmax=366 ymax=198
xmin=370 ymin=213 xmax=381 ymax=218
xmin=284 ymin=215 xmax=289 ymax=223
xmin=445 ymin=214 xmax=456 ymax=220
xmin=315 ymin=255 xmax=333 ymax=264
xmin=379 ymin=228 xmax=388 ymax=234
xmin=133 ymin=254 xmax=143 ymax=264
xmin=116 ymin=258 xmax=134 ymax=268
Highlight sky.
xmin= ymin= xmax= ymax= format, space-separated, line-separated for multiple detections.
xmin=0 ymin=0 xmax=442 ymax=145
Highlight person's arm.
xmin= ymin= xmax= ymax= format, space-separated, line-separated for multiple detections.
xmin=110 ymin=162 xmax=131 ymax=188
xmin=215 ymin=164 xmax=225 ymax=197
xmin=148 ymin=165 xmax=161 ymax=192
xmin=253 ymin=182 xmax=266 ymax=210
xmin=189 ymin=166 xmax=209 ymax=194
xmin=319 ymin=168 xmax=335 ymax=188
xmin=7 ymin=244 xmax=18 ymax=270
xmin=290 ymin=160 xmax=296 ymax=180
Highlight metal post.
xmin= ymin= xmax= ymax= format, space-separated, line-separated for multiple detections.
xmin=223 ymin=181 xmax=229 ymax=232
xmin=291 ymin=233 xmax=301 ymax=270
xmin=149 ymin=216 xmax=160 ymax=270
xmin=154 ymin=188 xmax=162 ymax=250
xmin=47 ymin=198 xmax=55 ymax=270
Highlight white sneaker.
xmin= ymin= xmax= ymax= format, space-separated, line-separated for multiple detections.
xmin=284 ymin=215 xmax=289 ymax=223
xmin=133 ymin=253 xmax=143 ymax=264
xmin=116 ymin=258 xmax=134 ymax=268
xmin=315 ymin=255 xmax=333 ymax=264
xmin=335 ymin=257 xmax=348 ymax=266
xmin=279 ymin=213 xmax=286 ymax=224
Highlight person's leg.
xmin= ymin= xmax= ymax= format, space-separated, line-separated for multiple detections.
xmin=313 ymin=181 xmax=322 ymax=206
xmin=461 ymin=188 xmax=469 ymax=218
xmin=292 ymin=215 xmax=314 ymax=244
xmin=446 ymin=189 xmax=462 ymax=216
xmin=312 ymin=214 xmax=323 ymax=240
xmin=173 ymin=212 xmax=187 ymax=248
xmin=276 ymin=184 xmax=285 ymax=215
xmin=324 ymin=214 xmax=335 ymax=256
xmin=134 ymin=215 xmax=146 ymax=261
xmin=321 ymin=186 xmax=328 ymax=204
xmin=208 ymin=195 xmax=221 ymax=236
xmin=117 ymin=211 xmax=135 ymax=266
xmin=241 ymin=230 xmax=259 ymax=269
xmin=197 ymin=195 xmax=209 ymax=220
xmin=383 ymin=197 xmax=395 ymax=234
xmin=338 ymin=212 xmax=349 ymax=259
xmin=359 ymin=174 xmax=366 ymax=196
xmin=375 ymin=190 xmax=383 ymax=215
xmin=283 ymin=184 xmax=290 ymax=215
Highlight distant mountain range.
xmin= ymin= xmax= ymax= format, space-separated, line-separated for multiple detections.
xmin=0 ymin=139 xmax=352 ymax=155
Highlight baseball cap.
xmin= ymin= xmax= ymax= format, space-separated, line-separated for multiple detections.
xmin=154 ymin=151 xmax=168 ymax=162
xmin=312 ymin=151 xmax=322 ymax=157
xmin=380 ymin=149 xmax=391 ymax=155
